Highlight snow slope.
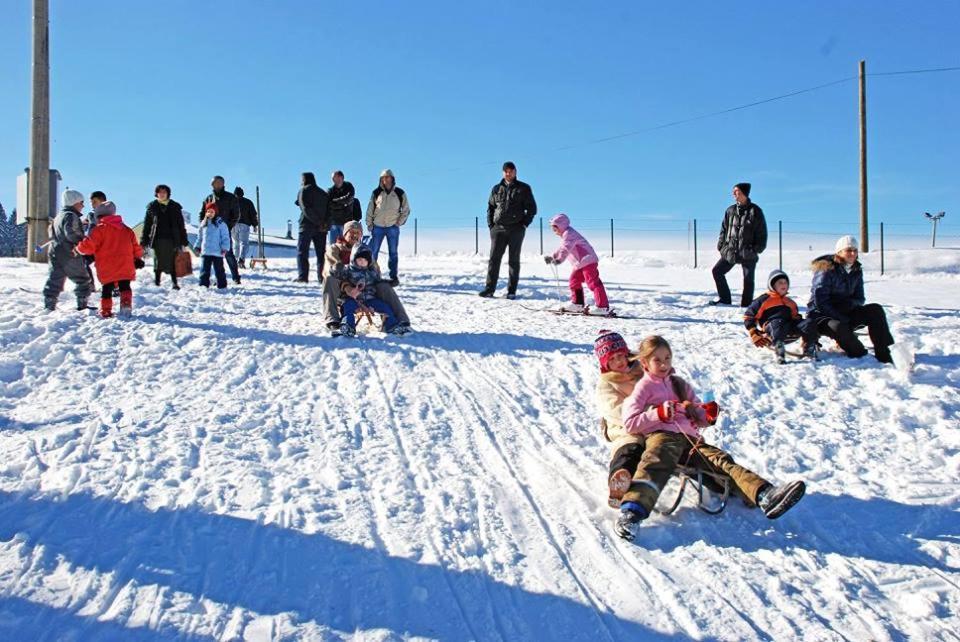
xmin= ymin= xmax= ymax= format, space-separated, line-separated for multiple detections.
xmin=0 ymin=249 xmax=957 ymax=641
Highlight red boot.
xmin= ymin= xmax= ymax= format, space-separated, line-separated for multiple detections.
xmin=119 ymin=290 xmax=133 ymax=316
xmin=99 ymin=297 xmax=114 ymax=318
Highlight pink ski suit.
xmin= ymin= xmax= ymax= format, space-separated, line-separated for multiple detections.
xmin=549 ymin=213 xmax=608 ymax=308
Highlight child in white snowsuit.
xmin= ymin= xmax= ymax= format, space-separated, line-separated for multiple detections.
xmin=543 ymin=213 xmax=610 ymax=315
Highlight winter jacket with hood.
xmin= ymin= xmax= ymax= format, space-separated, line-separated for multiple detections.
xmin=335 ymin=243 xmax=382 ymax=302
xmin=76 ymin=214 xmax=144 ymax=284
xmin=366 ymin=180 xmax=410 ymax=228
xmin=717 ymin=200 xmax=767 ymax=263
xmin=197 ymin=216 xmax=232 ymax=257
xmin=743 ymin=269 xmax=801 ymax=331
xmin=141 ymin=199 xmax=187 ymax=248
xmin=50 ymin=206 xmax=86 ymax=257
xmin=296 ymin=182 xmax=330 ymax=230
xmin=596 ymin=361 xmax=644 ymax=444
xmin=549 ymin=214 xmax=599 ymax=269
xmin=807 ymin=254 xmax=865 ymax=323
xmin=621 ymin=370 xmax=704 ymax=439
xmin=487 ymin=179 xmax=537 ymax=228
xmin=237 ymin=195 xmax=259 ymax=227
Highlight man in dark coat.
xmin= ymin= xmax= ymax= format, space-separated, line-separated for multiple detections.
xmin=807 ymin=235 xmax=894 ymax=363
xmin=295 ymin=172 xmax=329 ymax=283
xmin=142 ymin=184 xmax=188 ymax=289
xmin=327 ymin=170 xmax=357 ymax=245
xmin=711 ymin=182 xmax=767 ymax=307
xmin=200 ymin=175 xmax=241 ymax=284
xmin=479 ymin=161 xmax=537 ymax=299
xmin=233 ymin=186 xmax=259 ymax=268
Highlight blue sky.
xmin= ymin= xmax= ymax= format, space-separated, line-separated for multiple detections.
xmin=1 ymin=1 xmax=958 ymax=241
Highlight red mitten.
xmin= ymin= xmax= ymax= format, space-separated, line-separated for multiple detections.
xmin=656 ymin=401 xmax=675 ymax=422
xmin=702 ymin=401 xmax=720 ymax=425
xmin=749 ymin=328 xmax=770 ymax=348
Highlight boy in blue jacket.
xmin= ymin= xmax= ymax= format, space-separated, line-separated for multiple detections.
xmin=195 ymin=202 xmax=231 ymax=289
xmin=335 ymin=243 xmax=399 ymax=337
xmin=744 ymin=270 xmax=818 ymax=363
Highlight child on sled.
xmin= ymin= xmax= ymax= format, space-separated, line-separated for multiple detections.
xmin=543 ymin=213 xmax=610 ymax=316
xmin=335 ymin=243 xmax=401 ymax=337
xmin=744 ymin=269 xmax=819 ymax=363
xmin=602 ymin=334 xmax=805 ymax=541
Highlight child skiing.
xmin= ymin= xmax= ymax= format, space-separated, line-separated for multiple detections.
xmin=335 ymin=243 xmax=400 ymax=337
xmin=76 ymin=201 xmax=144 ymax=318
xmin=614 ymin=334 xmax=806 ymax=541
xmin=543 ymin=213 xmax=610 ymax=315
xmin=744 ymin=269 xmax=819 ymax=363
xmin=195 ymin=202 xmax=231 ymax=289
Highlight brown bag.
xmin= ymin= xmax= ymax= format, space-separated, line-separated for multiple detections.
xmin=174 ymin=250 xmax=193 ymax=277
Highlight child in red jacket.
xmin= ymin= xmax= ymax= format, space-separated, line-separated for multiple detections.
xmin=76 ymin=201 xmax=144 ymax=318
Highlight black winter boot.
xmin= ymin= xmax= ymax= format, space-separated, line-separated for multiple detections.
xmin=758 ymin=481 xmax=806 ymax=519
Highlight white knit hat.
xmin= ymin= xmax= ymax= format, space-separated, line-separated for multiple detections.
xmin=62 ymin=189 xmax=84 ymax=208
xmin=835 ymin=235 xmax=858 ymax=253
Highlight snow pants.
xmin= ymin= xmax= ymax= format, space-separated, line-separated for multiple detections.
xmin=199 ymin=256 xmax=227 ymax=289
xmin=815 ymin=303 xmax=893 ymax=362
xmin=341 ymin=297 xmax=398 ymax=331
xmin=322 ymin=276 xmax=410 ymax=328
xmin=43 ymin=251 xmax=93 ymax=310
xmin=764 ymin=317 xmax=818 ymax=345
xmin=619 ymin=431 xmax=769 ymax=513
xmin=712 ymin=257 xmax=758 ymax=307
xmin=569 ymin=263 xmax=608 ymax=308
xmin=485 ymin=224 xmax=525 ymax=295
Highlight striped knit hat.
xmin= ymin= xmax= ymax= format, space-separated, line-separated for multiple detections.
xmin=594 ymin=330 xmax=628 ymax=372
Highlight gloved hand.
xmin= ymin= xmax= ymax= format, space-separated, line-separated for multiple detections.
xmin=134 ymin=258 xmax=145 ymax=269
xmin=702 ymin=401 xmax=720 ymax=425
xmin=749 ymin=328 xmax=770 ymax=348
xmin=543 ymin=256 xmax=554 ymax=264
xmin=656 ymin=400 xmax=676 ymax=422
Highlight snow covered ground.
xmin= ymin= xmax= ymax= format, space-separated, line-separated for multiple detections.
xmin=0 ymin=248 xmax=957 ymax=641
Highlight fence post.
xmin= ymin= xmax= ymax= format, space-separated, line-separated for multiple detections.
xmin=475 ymin=217 xmax=479 ymax=255
xmin=778 ymin=220 xmax=783 ymax=270
xmin=539 ymin=217 xmax=543 ymax=255
xmin=880 ymin=222 xmax=885 ymax=276
xmin=414 ymin=218 xmax=418 ymax=256
xmin=610 ymin=219 xmax=614 ymax=257
xmin=693 ymin=218 xmax=698 ymax=268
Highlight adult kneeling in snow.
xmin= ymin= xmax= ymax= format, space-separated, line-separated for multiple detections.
xmin=807 ymin=235 xmax=894 ymax=363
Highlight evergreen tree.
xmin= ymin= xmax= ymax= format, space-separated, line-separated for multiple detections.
xmin=0 ymin=204 xmax=27 ymax=257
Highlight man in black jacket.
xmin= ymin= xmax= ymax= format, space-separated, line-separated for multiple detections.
xmin=200 ymin=176 xmax=241 ymax=284
xmin=295 ymin=172 xmax=329 ymax=283
xmin=327 ymin=170 xmax=357 ymax=245
xmin=233 ymin=186 xmax=259 ymax=268
xmin=479 ymin=161 xmax=537 ymax=299
xmin=711 ymin=182 xmax=767 ymax=307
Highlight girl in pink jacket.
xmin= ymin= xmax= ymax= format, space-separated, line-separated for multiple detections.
xmin=544 ymin=213 xmax=610 ymax=315
xmin=613 ymin=335 xmax=806 ymax=541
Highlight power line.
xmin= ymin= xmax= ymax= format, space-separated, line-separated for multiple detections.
xmin=419 ymin=64 xmax=959 ymax=176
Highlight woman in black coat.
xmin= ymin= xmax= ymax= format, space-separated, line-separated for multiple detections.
xmin=140 ymin=184 xmax=188 ymax=289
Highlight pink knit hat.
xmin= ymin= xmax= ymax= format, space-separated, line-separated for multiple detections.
xmin=594 ymin=329 xmax=628 ymax=372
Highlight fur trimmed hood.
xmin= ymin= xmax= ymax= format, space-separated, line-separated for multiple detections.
xmin=811 ymin=253 xmax=861 ymax=274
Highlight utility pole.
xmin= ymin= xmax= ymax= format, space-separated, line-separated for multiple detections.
xmin=27 ymin=0 xmax=51 ymax=263
xmin=859 ymin=59 xmax=869 ymax=253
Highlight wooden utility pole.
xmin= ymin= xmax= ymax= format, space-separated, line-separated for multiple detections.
xmin=859 ymin=59 xmax=869 ymax=253
xmin=27 ymin=0 xmax=51 ymax=263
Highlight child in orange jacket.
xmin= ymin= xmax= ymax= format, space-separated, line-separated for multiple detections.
xmin=76 ymin=201 xmax=144 ymax=318
xmin=744 ymin=269 xmax=819 ymax=363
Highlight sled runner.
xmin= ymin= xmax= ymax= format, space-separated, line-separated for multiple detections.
xmin=654 ymin=465 xmax=732 ymax=515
